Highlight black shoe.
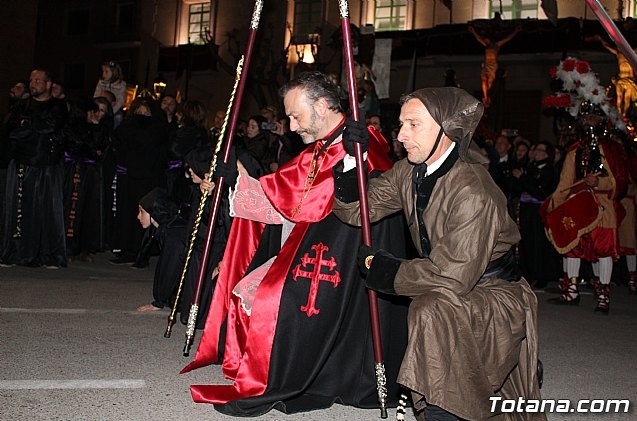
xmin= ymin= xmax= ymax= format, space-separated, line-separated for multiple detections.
xmin=594 ymin=297 xmax=610 ymax=314
xmin=594 ymin=304 xmax=609 ymax=314
xmin=180 ymin=312 xmax=188 ymax=325
xmin=109 ymin=256 xmax=135 ymax=265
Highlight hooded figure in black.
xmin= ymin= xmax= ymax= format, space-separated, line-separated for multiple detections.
xmin=136 ymin=187 xmax=187 ymax=312
xmin=178 ymin=144 xmax=264 ymax=327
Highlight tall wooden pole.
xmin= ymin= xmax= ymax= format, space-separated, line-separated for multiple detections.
xmin=338 ymin=0 xmax=388 ymax=418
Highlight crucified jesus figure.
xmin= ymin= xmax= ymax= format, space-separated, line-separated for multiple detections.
xmin=469 ymin=25 xmax=522 ymax=107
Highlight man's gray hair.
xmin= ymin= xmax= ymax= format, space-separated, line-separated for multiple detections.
xmin=279 ymin=71 xmax=343 ymax=112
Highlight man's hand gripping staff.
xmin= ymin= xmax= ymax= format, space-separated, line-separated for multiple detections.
xmin=342 ymin=118 xmax=403 ymax=297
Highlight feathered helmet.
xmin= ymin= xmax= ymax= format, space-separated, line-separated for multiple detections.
xmin=543 ymin=57 xmax=625 ymax=131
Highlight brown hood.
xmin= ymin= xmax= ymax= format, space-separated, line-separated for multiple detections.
xmin=408 ymin=87 xmax=486 ymax=164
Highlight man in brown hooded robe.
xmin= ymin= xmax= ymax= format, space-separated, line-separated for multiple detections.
xmin=333 ymin=87 xmax=545 ymax=421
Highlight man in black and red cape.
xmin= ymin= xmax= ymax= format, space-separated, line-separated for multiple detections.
xmin=181 ymin=71 xmax=411 ymax=416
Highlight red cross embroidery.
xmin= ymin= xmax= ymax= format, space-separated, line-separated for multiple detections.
xmin=292 ymin=242 xmax=341 ymax=317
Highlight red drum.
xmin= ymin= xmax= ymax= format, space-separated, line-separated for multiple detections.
xmin=540 ymin=189 xmax=603 ymax=254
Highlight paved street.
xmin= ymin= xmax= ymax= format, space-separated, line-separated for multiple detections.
xmin=1 ymin=252 xmax=636 ymax=421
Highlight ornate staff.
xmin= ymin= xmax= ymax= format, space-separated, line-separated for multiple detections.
xmin=164 ymin=56 xmax=244 ymax=339
xmin=585 ymin=0 xmax=637 ymax=72
xmin=180 ymin=0 xmax=264 ymax=357
xmin=338 ymin=0 xmax=388 ymax=418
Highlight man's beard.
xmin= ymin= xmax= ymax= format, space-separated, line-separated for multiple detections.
xmin=298 ymin=109 xmax=325 ymax=144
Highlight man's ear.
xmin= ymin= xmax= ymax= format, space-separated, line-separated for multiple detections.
xmin=313 ymin=97 xmax=329 ymax=117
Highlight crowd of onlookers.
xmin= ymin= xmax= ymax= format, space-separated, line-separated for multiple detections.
xmin=0 ymin=64 xmax=308 ymax=268
xmin=0 ymin=63 xmax=322 ymax=323
xmin=481 ymin=132 xmax=565 ymax=288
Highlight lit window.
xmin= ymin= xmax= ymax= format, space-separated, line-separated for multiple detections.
xmin=189 ymin=2 xmax=210 ymax=45
xmin=375 ymin=0 xmax=407 ymax=32
xmin=490 ymin=0 xmax=537 ymax=19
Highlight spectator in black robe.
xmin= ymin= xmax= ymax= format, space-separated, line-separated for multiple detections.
xmin=109 ymin=98 xmax=168 ymax=265
xmin=238 ymin=115 xmax=274 ymax=173
xmin=62 ymin=97 xmax=111 ymax=262
xmin=166 ymin=100 xmax=210 ymax=220
xmin=511 ymin=141 xmax=561 ymax=288
xmin=1 ymin=69 xmax=68 ymax=268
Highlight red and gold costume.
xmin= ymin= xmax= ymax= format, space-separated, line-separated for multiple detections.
xmin=545 ymin=137 xmax=626 ymax=260
xmin=544 ymin=131 xmax=628 ymax=312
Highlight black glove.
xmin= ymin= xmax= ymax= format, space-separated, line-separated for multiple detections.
xmin=357 ymin=244 xmax=377 ymax=276
xmin=213 ymin=145 xmax=238 ymax=186
xmin=342 ymin=118 xmax=369 ymax=156
xmin=357 ymin=244 xmax=401 ymax=295
xmin=333 ymin=161 xmax=361 ymax=203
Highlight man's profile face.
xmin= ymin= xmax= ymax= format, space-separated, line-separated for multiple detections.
xmin=284 ymin=87 xmax=323 ymax=144
xmin=10 ymin=82 xmax=28 ymax=99
xmin=397 ymin=98 xmax=451 ymax=165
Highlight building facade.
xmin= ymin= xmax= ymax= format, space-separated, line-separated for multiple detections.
xmin=2 ymin=0 xmax=634 ymax=142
